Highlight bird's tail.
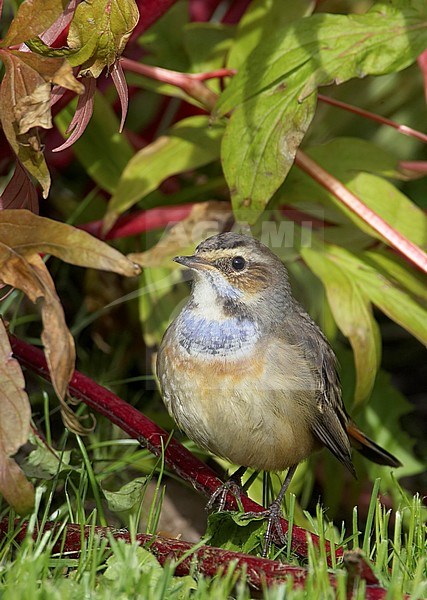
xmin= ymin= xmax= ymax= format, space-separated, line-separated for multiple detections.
xmin=347 ymin=422 xmax=402 ymax=468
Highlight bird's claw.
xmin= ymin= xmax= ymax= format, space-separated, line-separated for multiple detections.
xmin=206 ymin=479 xmax=244 ymax=512
xmin=240 ymin=500 xmax=286 ymax=557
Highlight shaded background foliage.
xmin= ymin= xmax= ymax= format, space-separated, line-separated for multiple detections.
xmin=0 ymin=0 xmax=426 ymax=544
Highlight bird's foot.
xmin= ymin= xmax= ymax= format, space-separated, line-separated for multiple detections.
xmin=207 ymin=466 xmax=248 ymax=512
xmin=240 ymin=500 xmax=286 ymax=557
xmin=206 ymin=478 xmax=244 ymax=512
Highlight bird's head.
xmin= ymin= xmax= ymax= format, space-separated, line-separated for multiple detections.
xmin=174 ymin=232 xmax=292 ymax=321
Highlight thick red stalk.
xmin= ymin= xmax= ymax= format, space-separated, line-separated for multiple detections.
xmin=0 ymin=520 xmax=394 ymax=598
xmin=9 ymin=334 xmax=336 ymax=562
xmin=0 ymin=520 xmax=312 ymax=592
xmin=295 ymin=149 xmax=427 ymax=274
xmin=121 ymin=57 xmax=220 ymax=110
xmin=78 ymin=205 xmax=194 ymax=240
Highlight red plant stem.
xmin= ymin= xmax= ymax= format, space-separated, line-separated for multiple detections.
xmin=78 ymin=204 xmax=194 ymax=240
xmin=417 ymin=49 xmax=427 ymax=102
xmin=0 ymin=520 xmax=395 ymax=598
xmin=9 ymin=334 xmax=339 ymax=564
xmin=121 ymin=57 xmax=226 ymax=110
xmin=122 ymin=58 xmax=236 ymax=84
xmin=77 ymin=203 xmax=330 ymax=241
xmin=317 ymin=94 xmax=427 ymax=144
xmin=295 ymin=149 xmax=427 ymax=274
xmin=0 ymin=520 xmax=310 ymax=591
xmin=399 ymin=161 xmax=427 ymax=174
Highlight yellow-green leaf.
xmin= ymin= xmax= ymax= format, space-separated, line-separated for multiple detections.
xmin=302 ymin=245 xmax=381 ymax=404
xmin=105 ymin=116 xmax=224 ymax=231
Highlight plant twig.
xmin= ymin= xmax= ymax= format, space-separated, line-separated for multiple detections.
xmin=0 ymin=520 xmax=396 ymax=598
xmin=317 ymin=94 xmax=427 ymax=144
xmin=78 ymin=205 xmax=194 ymax=240
xmin=121 ymin=57 xmax=233 ymax=110
xmin=9 ymin=334 xmax=337 ymax=563
xmin=295 ymin=149 xmax=427 ymax=274
xmin=0 ymin=520 xmax=310 ymax=592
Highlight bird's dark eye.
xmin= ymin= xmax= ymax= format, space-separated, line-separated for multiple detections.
xmin=231 ymin=256 xmax=246 ymax=271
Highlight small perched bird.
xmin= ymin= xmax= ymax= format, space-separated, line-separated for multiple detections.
xmin=157 ymin=232 xmax=401 ymax=552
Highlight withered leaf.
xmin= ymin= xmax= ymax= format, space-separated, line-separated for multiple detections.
xmin=2 ymin=0 xmax=69 ymax=47
xmin=0 ymin=161 xmax=39 ymax=212
xmin=0 ymin=320 xmax=35 ymax=515
xmin=129 ymin=201 xmax=233 ymax=267
xmin=0 ymin=248 xmax=75 ymax=400
xmin=0 ymin=457 xmax=35 ymax=515
xmin=0 ymin=209 xmax=139 ymax=402
xmin=0 ymin=51 xmax=50 ymax=197
xmin=68 ymin=0 xmax=139 ymax=77
xmin=0 ymin=50 xmax=83 ymax=197
xmin=0 ymin=209 xmax=140 ymax=276
xmin=0 ymin=210 xmax=139 ymax=428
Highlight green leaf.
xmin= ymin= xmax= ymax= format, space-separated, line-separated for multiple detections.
xmin=139 ymin=2 xmax=190 ymax=72
xmin=217 ymin=4 xmax=427 ymax=115
xmin=227 ymin=0 xmax=315 ymax=69
xmin=323 ymin=245 xmax=427 ymax=346
xmin=206 ymin=511 xmax=267 ymax=554
xmin=217 ymin=3 xmax=427 ymax=222
xmin=102 ymin=477 xmax=147 ymax=512
xmin=363 ymin=249 xmax=427 ymax=303
xmin=184 ymin=23 xmax=235 ymax=73
xmin=343 ymin=173 xmax=427 ymax=248
xmin=282 ymin=138 xmax=427 ymax=248
xmin=22 ymin=434 xmax=71 ymax=480
xmin=55 ymin=91 xmax=134 ymax=193
xmin=221 ymin=68 xmax=317 ymax=223
xmin=139 ymin=268 xmax=188 ymax=347
xmin=104 ymin=544 xmax=162 ymax=582
xmin=306 ymin=137 xmax=402 ymax=179
xmin=26 ymin=37 xmax=76 ymax=59
xmin=355 ymin=368 xmax=424 ymax=481
xmin=2 ymin=0 xmax=68 ymax=47
xmin=302 ymin=245 xmax=381 ymax=404
xmin=67 ymin=0 xmax=139 ymax=77
xmin=105 ymin=116 xmax=225 ymax=230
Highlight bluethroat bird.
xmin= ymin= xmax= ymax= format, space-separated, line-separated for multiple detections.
xmin=157 ymin=232 xmax=401 ymax=554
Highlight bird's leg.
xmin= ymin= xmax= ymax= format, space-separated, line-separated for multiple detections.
xmin=206 ymin=465 xmax=248 ymax=512
xmin=241 ymin=464 xmax=298 ymax=557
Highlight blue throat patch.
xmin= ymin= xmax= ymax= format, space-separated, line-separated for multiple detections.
xmin=177 ymin=310 xmax=259 ymax=356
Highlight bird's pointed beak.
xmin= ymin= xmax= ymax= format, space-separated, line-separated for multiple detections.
xmin=173 ymin=255 xmax=214 ymax=270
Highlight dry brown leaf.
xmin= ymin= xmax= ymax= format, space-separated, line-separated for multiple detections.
xmin=0 ymin=320 xmax=35 ymax=515
xmin=2 ymin=0 xmax=69 ymax=47
xmin=0 ymin=247 xmax=75 ymax=400
xmin=0 ymin=161 xmax=39 ymax=212
xmin=0 ymin=50 xmax=83 ymax=197
xmin=129 ymin=201 xmax=233 ymax=267
xmin=0 ymin=51 xmax=50 ymax=197
xmin=0 ymin=209 xmax=139 ymax=410
xmin=0 ymin=210 xmax=140 ymax=276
